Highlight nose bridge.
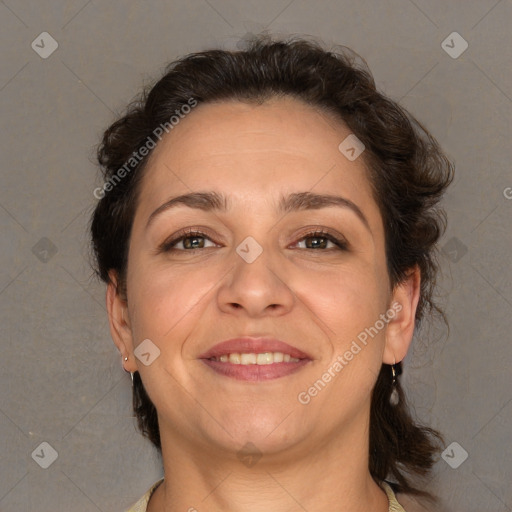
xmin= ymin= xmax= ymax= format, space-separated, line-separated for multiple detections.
xmin=217 ymin=232 xmax=293 ymax=316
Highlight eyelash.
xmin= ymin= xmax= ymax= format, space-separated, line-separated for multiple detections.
xmin=159 ymin=227 xmax=348 ymax=253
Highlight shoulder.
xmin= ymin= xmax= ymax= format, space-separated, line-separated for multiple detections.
xmin=394 ymin=492 xmax=437 ymax=512
xmin=125 ymin=479 xmax=164 ymax=512
xmin=382 ymin=482 xmax=439 ymax=512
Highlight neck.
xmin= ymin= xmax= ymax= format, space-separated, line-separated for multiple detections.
xmin=148 ymin=411 xmax=389 ymax=512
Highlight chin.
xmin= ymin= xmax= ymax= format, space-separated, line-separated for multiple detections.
xmin=205 ymin=408 xmax=309 ymax=457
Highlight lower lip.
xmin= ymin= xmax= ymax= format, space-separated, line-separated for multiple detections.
xmin=200 ymin=359 xmax=311 ymax=381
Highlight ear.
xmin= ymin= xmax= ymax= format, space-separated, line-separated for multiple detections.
xmin=382 ymin=265 xmax=421 ymax=365
xmin=106 ymin=270 xmax=138 ymax=373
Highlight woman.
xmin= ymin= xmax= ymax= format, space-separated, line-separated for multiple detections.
xmin=90 ymin=34 xmax=454 ymax=512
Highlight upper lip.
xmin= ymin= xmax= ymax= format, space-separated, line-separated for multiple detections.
xmin=198 ymin=337 xmax=312 ymax=360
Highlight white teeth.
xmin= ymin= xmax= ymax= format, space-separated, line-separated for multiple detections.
xmin=213 ymin=352 xmax=300 ymax=364
xmin=273 ymin=351 xmax=284 ymax=363
xmin=241 ymin=353 xmax=257 ymax=365
xmin=229 ymin=353 xmax=241 ymax=364
xmin=256 ymin=352 xmax=273 ymax=365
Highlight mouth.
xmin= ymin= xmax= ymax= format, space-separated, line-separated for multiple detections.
xmin=208 ymin=352 xmax=301 ymax=364
xmin=198 ymin=337 xmax=312 ymax=382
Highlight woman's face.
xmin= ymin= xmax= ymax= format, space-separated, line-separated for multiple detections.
xmin=113 ymin=96 xmax=413 ymax=457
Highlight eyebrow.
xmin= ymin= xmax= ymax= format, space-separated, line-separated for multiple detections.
xmin=146 ymin=191 xmax=371 ymax=232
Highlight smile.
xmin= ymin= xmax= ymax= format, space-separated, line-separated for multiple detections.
xmin=208 ymin=352 xmax=301 ymax=364
xmin=199 ymin=337 xmax=312 ymax=381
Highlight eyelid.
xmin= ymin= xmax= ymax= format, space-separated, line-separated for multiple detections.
xmin=293 ymin=225 xmax=347 ymax=242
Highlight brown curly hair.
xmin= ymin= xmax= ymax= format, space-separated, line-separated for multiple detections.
xmin=90 ymin=33 xmax=454 ymax=500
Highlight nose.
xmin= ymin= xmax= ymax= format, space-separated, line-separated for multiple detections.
xmin=216 ymin=241 xmax=295 ymax=318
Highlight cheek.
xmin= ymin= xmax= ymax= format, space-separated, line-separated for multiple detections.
xmin=298 ymin=264 xmax=390 ymax=396
xmin=126 ymin=257 xmax=219 ymax=344
xmin=296 ymin=260 xmax=388 ymax=336
xmin=127 ymin=277 xmax=174 ymax=342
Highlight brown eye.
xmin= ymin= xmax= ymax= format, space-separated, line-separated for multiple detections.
xmin=294 ymin=230 xmax=348 ymax=251
xmin=160 ymin=230 xmax=216 ymax=252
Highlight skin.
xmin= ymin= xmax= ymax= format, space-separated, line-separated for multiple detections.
xmin=106 ymin=96 xmax=421 ymax=512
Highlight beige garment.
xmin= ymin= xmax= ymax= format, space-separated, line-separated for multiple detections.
xmin=125 ymin=479 xmax=407 ymax=512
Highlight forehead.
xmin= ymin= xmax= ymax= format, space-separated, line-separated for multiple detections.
xmin=147 ymin=96 xmax=355 ymax=169
xmin=137 ymin=96 xmax=381 ymax=229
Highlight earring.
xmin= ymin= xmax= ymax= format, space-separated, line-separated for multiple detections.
xmin=390 ymin=360 xmax=400 ymax=406
xmin=122 ymin=356 xmax=134 ymax=385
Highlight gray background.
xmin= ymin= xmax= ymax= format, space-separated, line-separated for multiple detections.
xmin=1 ymin=1 xmax=511 ymax=511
